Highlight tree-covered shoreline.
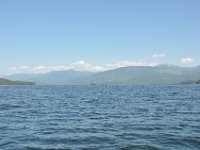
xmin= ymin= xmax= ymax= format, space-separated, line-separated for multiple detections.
xmin=180 ymin=80 xmax=200 ymax=84
xmin=0 ymin=78 xmax=35 ymax=85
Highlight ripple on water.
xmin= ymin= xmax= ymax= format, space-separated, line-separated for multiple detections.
xmin=0 ymin=85 xmax=200 ymax=149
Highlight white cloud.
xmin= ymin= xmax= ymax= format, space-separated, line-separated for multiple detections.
xmin=66 ymin=60 xmax=105 ymax=72
xmin=9 ymin=66 xmax=30 ymax=72
xmin=8 ymin=60 xmax=158 ymax=73
xmin=9 ymin=65 xmax=67 ymax=73
xmin=9 ymin=66 xmax=30 ymax=71
xmin=181 ymin=57 xmax=195 ymax=64
xmin=104 ymin=61 xmax=157 ymax=70
xmin=152 ymin=53 xmax=166 ymax=59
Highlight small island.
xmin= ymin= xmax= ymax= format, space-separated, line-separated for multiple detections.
xmin=0 ymin=78 xmax=35 ymax=85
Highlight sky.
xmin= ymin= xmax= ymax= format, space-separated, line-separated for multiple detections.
xmin=0 ymin=0 xmax=200 ymax=74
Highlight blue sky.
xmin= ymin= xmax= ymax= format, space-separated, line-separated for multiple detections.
xmin=0 ymin=0 xmax=200 ymax=74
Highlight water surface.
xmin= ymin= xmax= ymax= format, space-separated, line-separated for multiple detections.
xmin=0 ymin=85 xmax=200 ymax=149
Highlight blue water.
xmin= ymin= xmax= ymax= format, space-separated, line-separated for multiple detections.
xmin=0 ymin=85 xmax=200 ymax=150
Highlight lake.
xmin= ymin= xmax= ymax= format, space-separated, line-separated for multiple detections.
xmin=0 ymin=85 xmax=200 ymax=150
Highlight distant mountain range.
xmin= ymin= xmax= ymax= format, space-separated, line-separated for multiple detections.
xmin=5 ymin=73 xmax=41 ymax=81
xmin=0 ymin=78 xmax=35 ymax=85
xmin=27 ymin=70 xmax=92 ymax=85
xmin=4 ymin=65 xmax=200 ymax=85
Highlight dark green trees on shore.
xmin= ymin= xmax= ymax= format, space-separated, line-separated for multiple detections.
xmin=0 ymin=78 xmax=35 ymax=85
xmin=180 ymin=80 xmax=200 ymax=84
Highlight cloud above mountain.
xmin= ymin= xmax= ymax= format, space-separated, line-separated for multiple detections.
xmin=8 ymin=60 xmax=158 ymax=73
xmin=181 ymin=57 xmax=195 ymax=64
xmin=152 ymin=53 xmax=166 ymax=59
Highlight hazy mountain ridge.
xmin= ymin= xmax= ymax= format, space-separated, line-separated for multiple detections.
xmin=75 ymin=65 xmax=200 ymax=85
xmin=28 ymin=70 xmax=93 ymax=85
xmin=5 ymin=73 xmax=41 ymax=81
xmin=4 ymin=65 xmax=200 ymax=85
